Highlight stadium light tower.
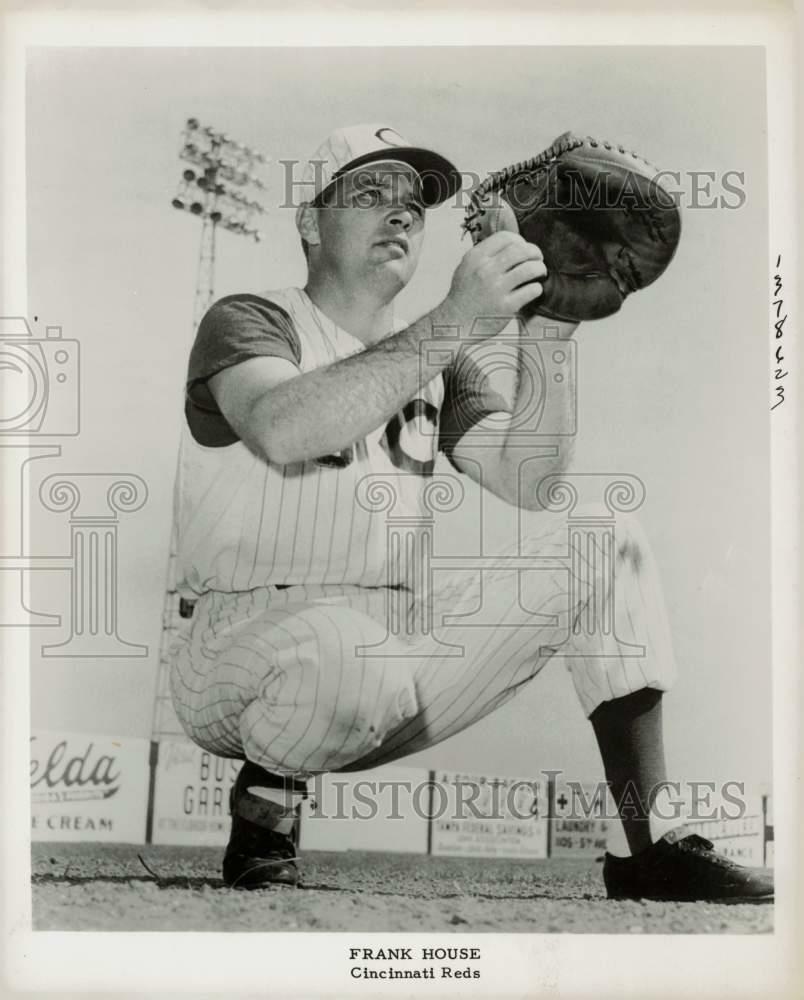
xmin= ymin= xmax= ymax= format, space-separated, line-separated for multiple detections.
xmin=171 ymin=117 xmax=270 ymax=328
xmin=145 ymin=121 xmax=272 ymax=843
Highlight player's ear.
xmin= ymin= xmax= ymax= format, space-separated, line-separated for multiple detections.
xmin=296 ymin=203 xmax=321 ymax=248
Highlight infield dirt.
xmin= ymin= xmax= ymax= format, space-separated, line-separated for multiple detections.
xmin=31 ymin=843 xmax=773 ymax=934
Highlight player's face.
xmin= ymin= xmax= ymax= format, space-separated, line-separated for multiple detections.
xmin=315 ymin=163 xmax=426 ymax=292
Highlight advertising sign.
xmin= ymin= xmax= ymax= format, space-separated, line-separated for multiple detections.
xmin=763 ymin=793 xmax=773 ymax=866
xmin=150 ymin=740 xmax=242 ymax=846
xmin=30 ymin=730 xmax=149 ymax=843
xmin=430 ymin=771 xmax=547 ymax=860
xmin=549 ymin=780 xmax=613 ymax=858
xmin=686 ymin=805 xmax=765 ymax=866
xmin=299 ymin=766 xmax=429 ymax=854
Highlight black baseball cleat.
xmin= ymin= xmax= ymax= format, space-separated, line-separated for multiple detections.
xmin=222 ymin=761 xmax=307 ymax=890
xmin=603 ymin=827 xmax=774 ymax=902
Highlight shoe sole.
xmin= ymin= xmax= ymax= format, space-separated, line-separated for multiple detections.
xmin=225 ymin=875 xmax=299 ymax=890
xmin=224 ymin=862 xmax=300 ymax=890
xmin=607 ymin=893 xmax=774 ymax=903
xmin=228 ymin=881 xmax=299 ymax=891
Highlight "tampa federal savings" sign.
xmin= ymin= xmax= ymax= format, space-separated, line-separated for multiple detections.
xmin=30 ymin=731 xmax=149 ymax=843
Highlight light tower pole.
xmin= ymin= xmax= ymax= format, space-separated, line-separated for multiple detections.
xmin=145 ymin=119 xmax=270 ymax=843
xmin=193 ymin=216 xmax=217 ymax=331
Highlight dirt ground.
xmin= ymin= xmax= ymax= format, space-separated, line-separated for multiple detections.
xmin=31 ymin=843 xmax=773 ymax=934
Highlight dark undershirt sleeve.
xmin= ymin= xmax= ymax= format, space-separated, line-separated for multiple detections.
xmin=438 ymin=350 xmax=513 ymax=472
xmin=185 ymin=293 xmax=302 ymax=447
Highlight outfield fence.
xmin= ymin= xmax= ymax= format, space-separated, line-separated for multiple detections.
xmin=30 ymin=730 xmax=773 ymax=866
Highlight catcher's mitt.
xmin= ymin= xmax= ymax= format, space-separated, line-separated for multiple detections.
xmin=464 ymin=132 xmax=681 ymax=323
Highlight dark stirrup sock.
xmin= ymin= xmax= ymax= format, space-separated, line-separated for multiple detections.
xmin=589 ymin=688 xmax=668 ymax=854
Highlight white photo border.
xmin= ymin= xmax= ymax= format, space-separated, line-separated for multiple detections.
xmin=1 ymin=4 xmax=799 ymax=997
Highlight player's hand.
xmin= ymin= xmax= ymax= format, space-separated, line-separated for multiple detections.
xmin=442 ymin=231 xmax=547 ymax=338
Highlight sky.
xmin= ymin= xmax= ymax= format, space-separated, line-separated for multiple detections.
xmin=19 ymin=43 xmax=772 ymax=789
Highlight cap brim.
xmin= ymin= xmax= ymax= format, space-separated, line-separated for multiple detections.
xmin=326 ymin=147 xmax=461 ymax=208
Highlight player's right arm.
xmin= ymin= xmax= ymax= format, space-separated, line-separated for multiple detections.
xmin=209 ymin=232 xmax=545 ymax=465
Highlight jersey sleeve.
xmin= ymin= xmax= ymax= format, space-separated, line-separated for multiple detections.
xmin=185 ymin=294 xmax=303 ymax=447
xmin=438 ymin=350 xmax=513 ymax=471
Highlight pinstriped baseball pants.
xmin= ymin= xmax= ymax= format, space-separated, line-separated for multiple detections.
xmin=168 ymin=510 xmax=676 ymax=775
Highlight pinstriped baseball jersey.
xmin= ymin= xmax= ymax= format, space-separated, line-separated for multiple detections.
xmin=174 ymin=288 xmax=505 ymax=597
xmin=169 ymin=292 xmax=679 ymax=770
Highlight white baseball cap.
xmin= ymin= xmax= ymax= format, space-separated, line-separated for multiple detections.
xmin=302 ymin=123 xmax=461 ymax=208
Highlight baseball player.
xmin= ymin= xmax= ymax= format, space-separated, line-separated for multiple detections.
xmin=169 ymin=124 xmax=773 ymax=901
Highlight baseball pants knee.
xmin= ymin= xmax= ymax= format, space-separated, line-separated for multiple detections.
xmin=169 ymin=511 xmax=675 ymax=775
